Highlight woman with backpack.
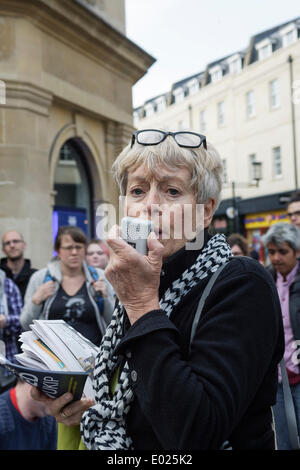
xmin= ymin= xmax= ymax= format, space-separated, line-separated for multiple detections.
xmin=20 ymin=226 xmax=114 ymax=346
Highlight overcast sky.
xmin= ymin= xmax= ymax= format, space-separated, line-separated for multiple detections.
xmin=125 ymin=0 xmax=300 ymax=108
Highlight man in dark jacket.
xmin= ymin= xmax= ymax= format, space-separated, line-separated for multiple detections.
xmin=1 ymin=230 xmax=36 ymax=301
xmin=263 ymin=222 xmax=300 ymax=449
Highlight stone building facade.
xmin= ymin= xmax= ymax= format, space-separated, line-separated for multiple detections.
xmin=0 ymin=0 xmax=155 ymax=267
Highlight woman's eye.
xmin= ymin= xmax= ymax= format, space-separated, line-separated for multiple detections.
xmin=168 ymin=188 xmax=179 ymax=196
xmin=131 ymin=188 xmax=144 ymax=196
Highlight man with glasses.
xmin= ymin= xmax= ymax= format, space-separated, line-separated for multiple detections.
xmin=1 ymin=231 xmax=36 ymax=301
xmin=287 ymin=192 xmax=300 ymax=230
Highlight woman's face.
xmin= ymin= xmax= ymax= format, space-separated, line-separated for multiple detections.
xmin=86 ymin=243 xmax=109 ymax=269
xmin=125 ymin=164 xmax=206 ymax=259
xmin=231 ymin=244 xmax=244 ymax=256
xmin=57 ymin=234 xmax=86 ymax=270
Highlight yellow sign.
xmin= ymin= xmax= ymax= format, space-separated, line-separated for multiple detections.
xmin=244 ymin=210 xmax=289 ymax=229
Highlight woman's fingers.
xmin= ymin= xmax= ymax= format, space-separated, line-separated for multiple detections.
xmin=30 ymin=386 xmax=94 ymax=425
xmin=57 ymin=398 xmax=95 ymax=427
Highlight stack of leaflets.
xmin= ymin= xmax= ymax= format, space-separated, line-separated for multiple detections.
xmin=0 ymin=320 xmax=99 ymax=401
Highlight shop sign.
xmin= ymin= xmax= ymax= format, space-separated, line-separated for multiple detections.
xmin=244 ymin=210 xmax=289 ymax=229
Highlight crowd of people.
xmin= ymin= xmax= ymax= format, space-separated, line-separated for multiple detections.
xmin=0 ymin=227 xmax=114 ymax=449
xmin=0 ymin=128 xmax=300 ymax=451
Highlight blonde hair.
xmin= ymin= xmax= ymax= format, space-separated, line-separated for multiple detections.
xmin=112 ymin=131 xmax=224 ymax=210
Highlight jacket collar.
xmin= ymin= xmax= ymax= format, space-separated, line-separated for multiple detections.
xmin=267 ymin=261 xmax=300 ymax=282
xmin=0 ymin=258 xmax=32 ymax=274
xmin=47 ymin=258 xmax=93 ymax=283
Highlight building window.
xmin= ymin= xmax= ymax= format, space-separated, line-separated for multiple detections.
xmin=174 ymin=88 xmax=184 ymax=104
xmin=55 ymin=140 xmax=93 ymax=238
xmin=59 ymin=143 xmax=75 ymax=163
xmin=156 ymin=97 xmax=166 ymax=113
xmin=188 ymin=79 xmax=199 ymax=95
xmin=227 ymin=54 xmax=243 ymax=75
xmin=285 ymin=30 xmax=295 ymax=46
xmin=145 ymin=103 xmax=154 ymax=117
xmin=270 ymin=79 xmax=280 ymax=109
xmin=246 ymin=90 xmax=255 ymax=118
xmin=210 ymin=65 xmax=223 ymax=83
xmin=280 ymin=23 xmax=298 ymax=47
xmin=230 ymin=58 xmax=240 ymax=74
xmin=200 ymin=110 xmax=206 ymax=132
xmin=255 ymin=39 xmax=274 ymax=61
xmin=273 ymin=146 xmax=282 ymax=177
xmin=260 ymin=44 xmax=271 ymax=60
xmin=217 ymin=101 xmax=225 ymax=127
xmin=222 ymin=159 xmax=227 ymax=184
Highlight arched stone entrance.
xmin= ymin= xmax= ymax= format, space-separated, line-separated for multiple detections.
xmin=53 ymin=138 xmax=94 ymax=241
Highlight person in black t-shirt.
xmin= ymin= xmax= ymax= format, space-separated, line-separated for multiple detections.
xmin=20 ymin=226 xmax=115 ymax=346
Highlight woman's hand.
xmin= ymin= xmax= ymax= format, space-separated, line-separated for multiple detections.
xmin=105 ymin=226 xmax=164 ymax=325
xmin=93 ymin=278 xmax=107 ymax=298
xmin=32 ymin=281 xmax=56 ymax=305
xmin=30 ymin=387 xmax=94 ymax=427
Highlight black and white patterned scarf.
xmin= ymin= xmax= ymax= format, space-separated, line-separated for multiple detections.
xmin=80 ymin=233 xmax=232 ymax=450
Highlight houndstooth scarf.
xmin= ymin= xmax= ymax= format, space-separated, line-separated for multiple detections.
xmin=80 ymin=233 xmax=232 ymax=450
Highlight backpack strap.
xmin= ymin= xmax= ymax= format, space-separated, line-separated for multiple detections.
xmin=279 ymin=360 xmax=300 ymax=449
xmin=190 ymin=261 xmax=229 ymax=346
xmin=87 ymin=265 xmax=99 ymax=282
xmin=43 ymin=269 xmax=54 ymax=283
xmin=87 ymin=266 xmax=104 ymax=314
xmin=189 ymin=258 xmax=300 ymax=451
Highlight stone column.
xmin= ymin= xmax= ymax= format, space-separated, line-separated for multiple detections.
xmin=0 ymin=81 xmax=53 ymax=268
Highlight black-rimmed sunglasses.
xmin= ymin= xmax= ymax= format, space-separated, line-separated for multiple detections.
xmin=131 ymin=129 xmax=207 ymax=150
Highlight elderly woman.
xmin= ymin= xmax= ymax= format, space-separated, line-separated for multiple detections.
xmin=32 ymin=129 xmax=284 ymax=450
xmin=21 ymin=226 xmax=114 ymax=346
xmin=262 ymin=222 xmax=300 ymax=449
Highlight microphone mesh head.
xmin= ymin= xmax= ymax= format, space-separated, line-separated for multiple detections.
xmin=122 ymin=217 xmax=152 ymax=240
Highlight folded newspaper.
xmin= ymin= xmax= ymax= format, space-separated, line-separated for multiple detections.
xmin=0 ymin=320 xmax=99 ymax=401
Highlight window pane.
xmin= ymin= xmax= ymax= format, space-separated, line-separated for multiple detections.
xmin=218 ymin=101 xmax=225 ymax=126
xmin=200 ymin=110 xmax=206 ymax=131
xmin=246 ymin=91 xmax=255 ymax=117
xmin=273 ymin=146 xmax=282 ymax=176
xmin=270 ymin=79 xmax=279 ymax=108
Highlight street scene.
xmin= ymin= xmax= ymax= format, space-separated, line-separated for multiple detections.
xmin=0 ymin=0 xmax=300 ymax=457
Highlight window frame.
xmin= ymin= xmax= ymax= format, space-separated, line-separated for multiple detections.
xmin=246 ymin=90 xmax=255 ymax=118
xmin=217 ymin=101 xmax=225 ymax=127
xmin=270 ymin=79 xmax=280 ymax=109
xmin=272 ymin=146 xmax=282 ymax=178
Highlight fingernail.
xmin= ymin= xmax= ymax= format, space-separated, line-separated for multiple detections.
xmin=65 ymin=393 xmax=72 ymax=401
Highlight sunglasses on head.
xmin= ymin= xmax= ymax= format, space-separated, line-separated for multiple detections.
xmin=131 ymin=129 xmax=207 ymax=150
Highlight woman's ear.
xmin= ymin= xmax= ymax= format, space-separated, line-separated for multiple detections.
xmin=203 ymin=198 xmax=216 ymax=228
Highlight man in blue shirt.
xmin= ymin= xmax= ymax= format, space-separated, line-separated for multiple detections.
xmin=0 ymin=379 xmax=57 ymax=450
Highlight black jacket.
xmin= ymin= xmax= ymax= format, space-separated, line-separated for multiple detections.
xmin=267 ymin=263 xmax=300 ymax=340
xmin=0 ymin=258 xmax=36 ymax=301
xmin=116 ymin=244 xmax=284 ymax=450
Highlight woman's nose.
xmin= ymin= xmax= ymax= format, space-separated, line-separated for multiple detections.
xmin=144 ymin=188 xmax=161 ymax=213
